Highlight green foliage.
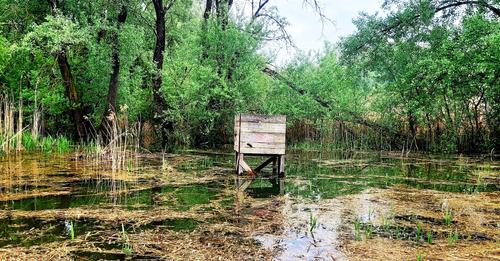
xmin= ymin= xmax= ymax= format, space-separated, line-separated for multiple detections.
xmin=0 ymin=0 xmax=497 ymax=153
xmin=340 ymin=3 xmax=500 ymax=152
xmin=395 ymin=225 xmax=401 ymax=240
xmin=0 ymin=35 xmax=11 ymax=75
xmin=22 ymin=14 xmax=89 ymax=55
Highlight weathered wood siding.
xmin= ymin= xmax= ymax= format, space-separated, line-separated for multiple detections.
xmin=234 ymin=114 xmax=286 ymax=155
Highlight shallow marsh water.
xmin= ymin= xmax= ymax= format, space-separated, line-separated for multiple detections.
xmin=0 ymin=150 xmax=498 ymax=260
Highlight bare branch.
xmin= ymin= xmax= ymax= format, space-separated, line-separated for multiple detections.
xmin=302 ymin=0 xmax=334 ymax=26
xmin=253 ymin=0 xmax=270 ymax=18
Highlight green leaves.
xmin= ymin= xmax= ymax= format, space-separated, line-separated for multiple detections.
xmin=0 ymin=35 xmax=11 ymax=76
xmin=22 ymin=14 xmax=89 ymax=55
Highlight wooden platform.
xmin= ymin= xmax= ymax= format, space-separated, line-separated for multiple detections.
xmin=234 ymin=114 xmax=286 ymax=180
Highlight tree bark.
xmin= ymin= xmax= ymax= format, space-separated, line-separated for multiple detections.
xmin=56 ymin=52 xmax=86 ymax=140
xmin=203 ymin=0 xmax=213 ymax=21
xmin=152 ymin=0 xmax=174 ymax=148
xmin=99 ymin=5 xmax=128 ymax=142
xmin=152 ymin=0 xmax=167 ymax=112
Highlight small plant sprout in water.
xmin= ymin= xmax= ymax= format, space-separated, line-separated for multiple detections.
xmin=367 ymin=207 xmax=375 ymax=221
xmin=354 ymin=219 xmax=362 ymax=241
xmin=65 ymin=220 xmax=75 ymax=240
xmin=162 ymin=150 xmax=170 ymax=171
xmin=309 ymin=211 xmax=318 ymax=234
xmin=443 ymin=208 xmax=453 ymax=225
xmin=416 ymin=252 xmax=423 ymax=261
xmin=364 ymin=222 xmax=373 ymax=239
xmin=447 ymin=229 xmax=459 ymax=245
xmin=427 ymin=231 xmax=433 ymax=244
xmin=381 ymin=214 xmax=391 ymax=231
xmin=415 ymin=223 xmax=422 ymax=241
xmin=121 ymin=223 xmax=133 ymax=255
xmin=395 ymin=225 xmax=401 ymax=240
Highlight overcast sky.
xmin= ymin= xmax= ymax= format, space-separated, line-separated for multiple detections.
xmin=264 ymin=0 xmax=383 ymax=64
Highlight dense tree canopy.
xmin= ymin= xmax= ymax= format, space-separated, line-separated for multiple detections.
xmin=0 ymin=0 xmax=498 ymax=153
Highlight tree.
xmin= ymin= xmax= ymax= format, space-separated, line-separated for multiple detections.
xmin=23 ymin=12 xmax=90 ymax=140
xmin=99 ymin=4 xmax=128 ymax=141
xmin=152 ymin=0 xmax=175 ymax=148
xmin=340 ymin=0 xmax=500 ymax=151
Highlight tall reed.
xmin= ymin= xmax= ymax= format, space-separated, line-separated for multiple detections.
xmin=0 ymin=95 xmax=24 ymax=153
xmin=85 ymin=105 xmax=141 ymax=172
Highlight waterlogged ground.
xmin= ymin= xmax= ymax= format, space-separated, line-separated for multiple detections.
xmin=0 ymin=150 xmax=498 ymax=260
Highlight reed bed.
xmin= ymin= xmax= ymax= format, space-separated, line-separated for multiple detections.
xmin=0 ymin=95 xmax=25 ymax=153
xmin=82 ymin=107 xmax=141 ymax=173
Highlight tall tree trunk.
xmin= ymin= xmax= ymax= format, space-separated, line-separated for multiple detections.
xmin=152 ymin=0 xmax=166 ymax=111
xmin=57 ymin=52 xmax=86 ymax=140
xmin=152 ymin=0 xmax=174 ymax=148
xmin=203 ymin=0 xmax=213 ymax=21
xmin=99 ymin=5 xmax=128 ymax=142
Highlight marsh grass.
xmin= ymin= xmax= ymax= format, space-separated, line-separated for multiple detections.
xmin=1 ymin=94 xmax=72 ymax=154
xmin=84 ymin=108 xmax=141 ymax=172
xmin=21 ymin=132 xmax=37 ymax=151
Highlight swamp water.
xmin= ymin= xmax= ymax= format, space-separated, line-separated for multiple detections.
xmin=0 ymin=150 xmax=498 ymax=260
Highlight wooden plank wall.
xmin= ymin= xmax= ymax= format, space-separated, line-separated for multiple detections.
xmin=234 ymin=114 xmax=286 ymax=155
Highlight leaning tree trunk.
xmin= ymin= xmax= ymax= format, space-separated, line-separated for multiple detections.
xmin=99 ymin=5 xmax=128 ymax=142
xmin=47 ymin=0 xmax=87 ymax=140
xmin=57 ymin=52 xmax=86 ymax=140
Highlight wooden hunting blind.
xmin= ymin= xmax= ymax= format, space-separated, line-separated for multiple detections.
xmin=234 ymin=114 xmax=286 ymax=178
